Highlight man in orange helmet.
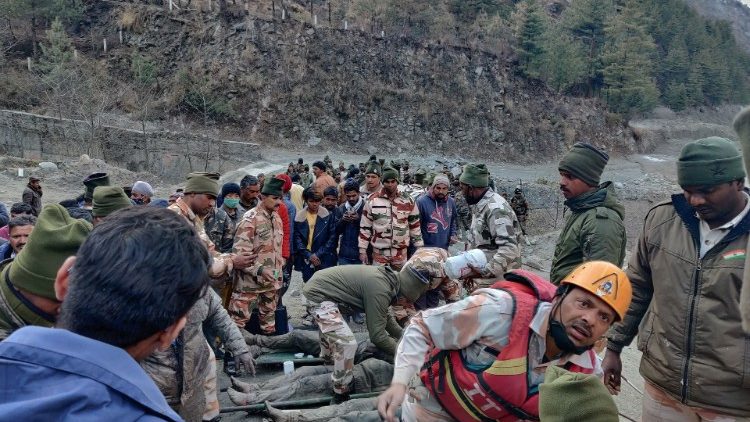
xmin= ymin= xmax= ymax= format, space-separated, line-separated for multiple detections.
xmin=377 ymin=261 xmax=632 ymax=422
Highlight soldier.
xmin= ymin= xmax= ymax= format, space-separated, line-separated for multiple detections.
xmin=377 ymin=262 xmax=632 ymax=422
xmin=456 ymin=164 xmax=522 ymax=291
xmin=299 ymin=164 xmax=313 ymax=189
xmin=91 ymin=186 xmax=132 ymax=226
xmin=402 ymin=168 xmax=426 ymax=201
xmin=301 ymin=253 xmax=443 ymax=403
xmin=0 ymin=205 xmax=91 ymax=341
xmin=511 ymin=187 xmax=529 ymax=233
xmin=360 ymin=161 xmax=383 ymax=198
xmin=169 ymin=173 xmax=254 ymax=278
xmin=550 ymin=143 xmax=625 ymax=285
xmin=21 ymin=176 xmax=42 ymax=216
xmin=228 ymin=177 xmax=285 ymax=335
xmin=401 ymin=161 xmax=412 ymax=185
xmin=205 ymin=202 xmax=235 ymax=254
xmin=295 ymin=157 xmax=305 ymax=174
xmin=359 ymin=167 xmax=423 ymax=270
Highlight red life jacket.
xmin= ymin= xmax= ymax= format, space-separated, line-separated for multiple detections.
xmin=419 ymin=269 xmax=597 ymax=422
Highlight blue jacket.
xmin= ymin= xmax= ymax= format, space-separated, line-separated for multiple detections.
xmin=293 ymin=207 xmax=336 ymax=269
xmin=0 ymin=326 xmax=182 ymax=422
xmin=0 ymin=242 xmax=12 ymax=261
xmin=283 ymin=196 xmax=296 ymax=254
xmin=335 ymin=202 xmax=364 ymax=261
xmin=416 ymin=193 xmax=457 ymax=250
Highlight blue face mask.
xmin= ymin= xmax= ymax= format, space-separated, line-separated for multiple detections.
xmin=224 ymin=198 xmax=240 ymax=209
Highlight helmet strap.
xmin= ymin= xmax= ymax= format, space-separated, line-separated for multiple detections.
xmin=548 ymin=288 xmax=592 ymax=356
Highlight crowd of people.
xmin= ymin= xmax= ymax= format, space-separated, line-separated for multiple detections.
xmin=0 ymin=107 xmax=749 ymax=422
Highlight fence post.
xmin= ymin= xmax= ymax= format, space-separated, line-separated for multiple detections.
xmin=103 ymin=38 xmax=107 ymax=53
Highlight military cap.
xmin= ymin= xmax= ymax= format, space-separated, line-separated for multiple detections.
xmin=262 ymin=177 xmax=284 ymax=197
xmin=184 ymin=172 xmax=220 ymax=197
xmin=92 ymin=186 xmax=132 ymax=218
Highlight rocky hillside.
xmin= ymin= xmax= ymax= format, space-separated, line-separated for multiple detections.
xmin=77 ymin=1 xmax=634 ymax=162
xmin=683 ymin=0 xmax=750 ymax=54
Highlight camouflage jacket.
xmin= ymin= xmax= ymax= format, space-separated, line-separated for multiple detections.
xmin=404 ymin=247 xmax=461 ymax=302
xmin=511 ymin=194 xmax=529 ymax=216
xmin=142 ymin=288 xmax=247 ymax=421
xmin=233 ymin=204 xmax=284 ymax=292
xmin=453 ymin=191 xmax=472 ymax=231
xmin=359 ymin=189 xmax=424 ymax=253
xmin=205 ymin=206 xmax=236 ymax=253
xmin=169 ymin=198 xmax=233 ymax=278
xmin=467 ymin=189 xmax=522 ymax=278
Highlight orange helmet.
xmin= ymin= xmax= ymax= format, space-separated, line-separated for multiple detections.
xmin=560 ymin=261 xmax=632 ymax=321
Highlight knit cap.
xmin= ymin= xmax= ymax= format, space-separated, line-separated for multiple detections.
xmin=184 ymin=172 xmax=220 ymax=197
xmin=365 ymin=161 xmax=382 ymax=176
xmin=558 ymin=143 xmax=609 ymax=187
xmin=131 ymin=181 xmax=154 ymax=197
xmin=92 ymin=186 xmax=132 ymax=218
xmin=381 ymin=167 xmax=400 ymax=183
xmin=459 ymin=164 xmax=490 ymax=188
xmin=676 ymin=137 xmax=745 ymax=187
xmin=8 ymin=204 xmax=92 ymax=299
xmin=221 ymin=182 xmax=241 ymax=197
xmin=275 ymin=174 xmax=292 ymax=193
xmin=83 ymin=172 xmax=110 ymax=200
xmin=432 ymin=174 xmax=450 ymax=188
xmin=539 ymin=366 xmax=618 ymax=422
xmin=262 ymin=177 xmax=284 ymax=197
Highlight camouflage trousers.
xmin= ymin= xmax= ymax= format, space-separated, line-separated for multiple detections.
xmin=228 ymin=289 xmax=278 ymax=334
xmin=390 ymin=296 xmax=417 ymax=327
xmin=372 ymin=248 xmax=407 ymax=270
xmin=203 ymin=346 xmax=219 ymax=420
xmin=313 ymin=301 xmax=357 ymax=394
xmin=268 ymin=397 xmax=385 ymax=422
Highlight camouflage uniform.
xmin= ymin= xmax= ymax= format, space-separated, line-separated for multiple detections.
xmin=466 ymin=189 xmax=522 ymax=290
xmin=313 ymin=301 xmax=358 ymax=395
xmin=228 ymin=204 xmax=283 ymax=334
xmin=299 ymin=172 xmax=313 ymax=189
xmin=230 ymin=358 xmax=392 ymax=406
xmin=400 ymin=184 xmax=426 ymax=201
xmin=359 ymin=189 xmax=423 ymax=270
xmin=511 ymin=193 xmax=529 ymax=223
xmin=390 ymin=247 xmax=461 ymax=324
xmin=204 ymin=206 xmax=235 ymax=253
xmin=453 ymin=191 xmax=472 ymax=236
xmin=169 ymin=198 xmax=234 ymax=278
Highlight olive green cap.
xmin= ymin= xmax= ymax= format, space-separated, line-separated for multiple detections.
xmin=92 ymin=186 xmax=132 ymax=218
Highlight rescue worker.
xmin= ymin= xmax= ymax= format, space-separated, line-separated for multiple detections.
xmin=377 ymin=261 xmax=632 ymax=422
xmin=91 ymin=186 xmax=132 ymax=226
xmin=510 ymin=187 xmax=529 ymax=225
xmin=734 ymin=107 xmax=750 ymax=334
xmin=360 ymin=161 xmax=383 ymax=198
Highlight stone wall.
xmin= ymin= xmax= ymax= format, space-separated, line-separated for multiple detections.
xmin=0 ymin=110 xmax=261 ymax=181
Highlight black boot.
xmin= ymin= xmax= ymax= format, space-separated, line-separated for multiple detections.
xmin=223 ymin=351 xmax=237 ymax=376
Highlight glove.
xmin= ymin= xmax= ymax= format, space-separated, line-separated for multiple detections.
xmin=234 ymin=351 xmax=256 ymax=376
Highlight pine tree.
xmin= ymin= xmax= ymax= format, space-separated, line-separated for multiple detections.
xmin=540 ymin=24 xmax=587 ymax=93
xmin=38 ymin=17 xmax=74 ymax=73
xmin=601 ymin=0 xmax=659 ymax=114
xmin=561 ymin=0 xmax=615 ymax=95
xmin=663 ymin=82 xmax=687 ymax=111
xmin=515 ymin=0 xmax=546 ymax=79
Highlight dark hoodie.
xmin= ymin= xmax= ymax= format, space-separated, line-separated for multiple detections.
xmin=550 ymin=182 xmax=626 ymax=284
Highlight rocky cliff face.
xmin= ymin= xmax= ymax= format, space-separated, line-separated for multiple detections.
xmin=87 ymin=2 xmax=636 ymax=162
xmin=682 ymin=0 xmax=750 ymax=54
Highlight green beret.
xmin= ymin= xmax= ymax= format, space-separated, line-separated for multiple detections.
xmin=83 ymin=172 xmax=110 ymax=200
xmin=459 ymin=164 xmax=490 ymax=188
xmin=184 ymin=172 xmax=220 ymax=197
xmin=365 ymin=161 xmax=382 ymax=176
xmin=92 ymin=186 xmax=132 ymax=218
xmin=9 ymin=204 xmax=92 ymax=300
xmin=558 ymin=142 xmax=609 ymax=187
xmin=381 ymin=166 xmax=400 ymax=183
xmin=677 ymin=137 xmax=745 ymax=186
xmin=539 ymin=366 xmax=618 ymax=422
xmin=262 ymin=177 xmax=284 ymax=197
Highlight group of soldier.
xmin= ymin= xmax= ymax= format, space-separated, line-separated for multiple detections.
xmin=1 ymin=107 xmax=750 ymax=422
